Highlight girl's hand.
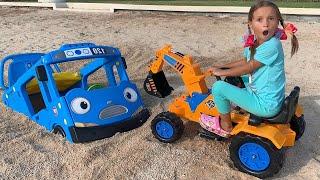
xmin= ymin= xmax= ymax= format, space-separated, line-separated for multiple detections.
xmin=212 ymin=65 xmax=222 ymax=69
xmin=207 ymin=67 xmax=223 ymax=76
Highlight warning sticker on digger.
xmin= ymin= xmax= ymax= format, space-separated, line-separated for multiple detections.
xmin=205 ymin=100 xmax=215 ymax=109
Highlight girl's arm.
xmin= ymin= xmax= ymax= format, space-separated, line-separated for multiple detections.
xmin=215 ymin=58 xmax=247 ymax=68
xmin=210 ymin=60 xmax=262 ymax=77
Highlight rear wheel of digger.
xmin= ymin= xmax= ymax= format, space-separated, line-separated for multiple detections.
xmin=151 ymin=112 xmax=184 ymax=143
xmin=229 ymin=133 xmax=285 ymax=178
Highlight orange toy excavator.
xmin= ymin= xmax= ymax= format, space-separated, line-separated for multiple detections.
xmin=144 ymin=44 xmax=218 ymax=121
xmin=143 ymin=45 xmax=306 ymax=178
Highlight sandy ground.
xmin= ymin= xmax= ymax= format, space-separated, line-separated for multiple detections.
xmin=0 ymin=6 xmax=320 ymax=179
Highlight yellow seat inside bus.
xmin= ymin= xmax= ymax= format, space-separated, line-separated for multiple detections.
xmin=26 ymin=72 xmax=81 ymax=95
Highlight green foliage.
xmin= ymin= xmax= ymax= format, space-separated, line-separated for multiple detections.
xmin=65 ymin=0 xmax=320 ymax=8
xmin=3 ymin=0 xmax=320 ymax=8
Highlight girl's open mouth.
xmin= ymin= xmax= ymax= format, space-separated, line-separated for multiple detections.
xmin=263 ymin=30 xmax=269 ymax=36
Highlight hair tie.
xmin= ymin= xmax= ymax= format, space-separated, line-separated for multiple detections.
xmin=275 ymin=23 xmax=297 ymax=40
xmin=285 ymin=23 xmax=298 ymax=34
xmin=242 ymin=33 xmax=255 ymax=48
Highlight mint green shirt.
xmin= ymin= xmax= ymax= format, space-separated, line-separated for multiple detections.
xmin=243 ymin=37 xmax=285 ymax=115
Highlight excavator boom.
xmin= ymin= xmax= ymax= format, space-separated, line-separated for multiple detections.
xmin=144 ymin=45 xmax=208 ymax=98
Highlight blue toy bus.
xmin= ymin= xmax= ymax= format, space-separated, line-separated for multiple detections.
xmin=0 ymin=43 xmax=150 ymax=143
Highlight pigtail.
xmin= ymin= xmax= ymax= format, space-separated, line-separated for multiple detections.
xmin=280 ymin=19 xmax=299 ymax=57
xmin=291 ymin=34 xmax=299 ymax=57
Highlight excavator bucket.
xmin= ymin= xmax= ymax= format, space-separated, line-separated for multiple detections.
xmin=143 ymin=71 xmax=173 ymax=98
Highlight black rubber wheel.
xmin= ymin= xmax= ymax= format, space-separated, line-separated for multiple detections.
xmin=151 ymin=112 xmax=184 ymax=143
xmin=290 ymin=115 xmax=306 ymax=140
xmin=53 ymin=126 xmax=66 ymax=138
xmin=229 ymin=133 xmax=285 ymax=178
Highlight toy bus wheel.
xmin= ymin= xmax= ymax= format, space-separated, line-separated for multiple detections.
xmin=151 ymin=112 xmax=184 ymax=143
xmin=229 ymin=133 xmax=285 ymax=178
xmin=53 ymin=126 xmax=66 ymax=138
xmin=290 ymin=115 xmax=305 ymax=140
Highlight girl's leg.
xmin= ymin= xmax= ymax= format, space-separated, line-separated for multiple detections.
xmin=212 ymin=81 xmax=262 ymax=131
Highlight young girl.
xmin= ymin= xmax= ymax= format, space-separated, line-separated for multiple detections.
xmin=200 ymin=0 xmax=299 ymax=137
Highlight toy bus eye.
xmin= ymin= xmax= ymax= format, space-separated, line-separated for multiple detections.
xmin=71 ymin=97 xmax=91 ymax=114
xmin=123 ymin=88 xmax=138 ymax=102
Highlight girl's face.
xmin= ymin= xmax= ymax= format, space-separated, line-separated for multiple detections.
xmin=249 ymin=6 xmax=279 ymax=45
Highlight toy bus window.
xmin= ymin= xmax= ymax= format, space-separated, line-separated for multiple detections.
xmin=87 ymin=66 xmax=109 ymax=90
xmin=113 ymin=65 xmax=120 ymax=85
xmin=50 ymin=64 xmax=61 ymax=73
xmin=2 ymin=59 xmax=13 ymax=88
xmin=50 ymin=64 xmax=57 ymax=72
xmin=54 ymin=59 xmax=93 ymax=95
xmin=57 ymin=59 xmax=93 ymax=72
xmin=24 ymin=76 xmax=46 ymax=114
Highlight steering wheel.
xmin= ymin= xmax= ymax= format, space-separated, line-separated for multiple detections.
xmin=213 ymin=67 xmax=245 ymax=88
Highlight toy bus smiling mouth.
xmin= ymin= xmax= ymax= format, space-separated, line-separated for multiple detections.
xmin=0 ymin=43 xmax=150 ymax=143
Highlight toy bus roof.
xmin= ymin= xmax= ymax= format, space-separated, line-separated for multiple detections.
xmin=1 ymin=43 xmax=121 ymax=66
xmin=42 ymin=43 xmax=122 ymax=65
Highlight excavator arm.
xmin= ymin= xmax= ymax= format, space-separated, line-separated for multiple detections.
xmin=144 ymin=45 xmax=209 ymax=98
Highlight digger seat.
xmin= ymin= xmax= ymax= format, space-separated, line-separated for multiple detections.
xmin=249 ymin=86 xmax=300 ymax=126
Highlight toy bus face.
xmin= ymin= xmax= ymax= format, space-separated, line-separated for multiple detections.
xmin=64 ymin=58 xmax=145 ymax=137
xmin=39 ymin=57 xmax=145 ymax=142
xmin=65 ymin=80 xmax=144 ymax=127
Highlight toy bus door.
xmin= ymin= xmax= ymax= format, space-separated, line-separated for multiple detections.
xmin=25 ymin=66 xmax=53 ymax=129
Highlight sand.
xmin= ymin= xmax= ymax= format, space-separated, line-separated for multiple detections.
xmin=0 ymin=6 xmax=320 ymax=179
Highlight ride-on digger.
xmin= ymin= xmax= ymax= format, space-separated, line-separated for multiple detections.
xmin=143 ymin=45 xmax=305 ymax=178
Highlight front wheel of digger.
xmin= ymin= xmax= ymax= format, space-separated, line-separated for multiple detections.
xmin=229 ymin=133 xmax=285 ymax=179
xmin=151 ymin=112 xmax=184 ymax=143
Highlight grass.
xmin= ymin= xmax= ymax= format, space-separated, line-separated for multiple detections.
xmin=65 ymin=0 xmax=320 ymax=8
xmin=2 ymin=0 xmax=320 ymax=8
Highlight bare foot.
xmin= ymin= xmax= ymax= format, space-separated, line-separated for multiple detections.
xmin=220 ymin=113 xmax=233 ymax=132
